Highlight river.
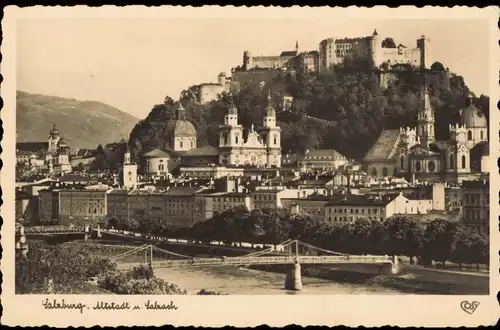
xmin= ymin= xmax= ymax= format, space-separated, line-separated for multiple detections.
xmin=153 ymin=266 xmax=402 ymax=295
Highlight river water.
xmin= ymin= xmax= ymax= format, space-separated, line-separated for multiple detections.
xmin=154 ymin=266 xmax=401 ymax=295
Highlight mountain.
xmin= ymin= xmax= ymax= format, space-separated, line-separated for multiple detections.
xmin=16 ymin=91 xmax=139 ymax=148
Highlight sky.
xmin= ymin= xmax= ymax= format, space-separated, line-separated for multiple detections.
xmin=17 ymin=16 xmax=491 ymax=119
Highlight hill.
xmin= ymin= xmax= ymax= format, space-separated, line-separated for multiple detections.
xmin=16 ymin=91 xmax=139 ymax=148
xmin=128 ymin=65 xmax=490 ymax=161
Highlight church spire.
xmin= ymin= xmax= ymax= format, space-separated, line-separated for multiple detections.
xmin=417 ymin=85 xmax=435 ymax=147
xmin=295 ymin=40 xmax=299 ymax=53
xmin=266 ymin=90 xmax=276 ymax=117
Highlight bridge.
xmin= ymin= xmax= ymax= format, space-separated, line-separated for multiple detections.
xmin=68 ymin=239 xmax=400 ymax=291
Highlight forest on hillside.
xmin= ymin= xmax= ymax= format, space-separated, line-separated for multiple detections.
xmin=128 ymin=63 xmax=490 ymax=162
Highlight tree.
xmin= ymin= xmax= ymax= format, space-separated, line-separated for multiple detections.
xmin=430 ymin=62 xmax=446 ymax=71
xmin=381 ymin=37 xmax=397 ymax=48
xmin=97 ymin=267 xmax=187 ymax=295
xmin=422 ymin=219 xmax=459 ymax=266
xmin=16 ymin=241 xmax=116 ymax=294
xmin=383 ymin=216 xmax=424 ymax=264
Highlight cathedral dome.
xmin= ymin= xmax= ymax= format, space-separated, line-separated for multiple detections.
xmin=167 ymin=102 xmax=197 ymax=137
xmin=460 ymin=95 xmax=487 ymax=128
xmin=169 ymin=120 xmax=197 ymax=136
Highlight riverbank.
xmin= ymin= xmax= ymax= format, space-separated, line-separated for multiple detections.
xmin=248 ymin=263 xmax=489 ymax=295
xmin=67 ymin=238 xmax=490 ymax=295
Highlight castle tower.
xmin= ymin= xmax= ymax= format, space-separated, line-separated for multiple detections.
xmin=48 ymin=123 xmax=61 ymax=154
xmin=369 ymin=29 xmax=381 ymax=68
xmin=417 ymin=86 xmax=435 ymax=147
xmin=260 ymin=90 xmax=282 ymax=167
xmin=417 ymin=35 xmax=431 ymax=70
xmin=122 ymin=148 xmax=138 ymax=189
xmin=219 ymin=95 xmax=244 ymax=165
xmin=218 ymin=72 xmax=227 ymax=86
xmin=243 ymin=50 xmax=252 ymax=71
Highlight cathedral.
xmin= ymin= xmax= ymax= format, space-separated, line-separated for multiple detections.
xmin=140 ymin=92 xmax=282 ymax=180
xmin=218 ymin=92 xmax=282 ymax=167
xmin=16 ymin=123 xmax=72 ymax=174
xmin=363 ymin=88 xmax=489 ymax=183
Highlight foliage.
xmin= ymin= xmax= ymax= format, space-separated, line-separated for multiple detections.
xmin=431 ymin=62 xmax=446 ymax=71
xmin=381 ymin=38 xmax=397 ymax=48
xmin=124 ymin=206 xmax=487 ymax=268
xmin=15 ymin=241 xmax=116 ymax=294
xmin=96 ymin=267 xmax=187 ymax=295
xmin=197 ymin=289 xmax=225 ymax=295
xmin=128 ymin=66 xmax=488 ymax=160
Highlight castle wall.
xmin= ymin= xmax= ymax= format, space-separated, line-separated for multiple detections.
xmin=378 ymin=48 xmax=422 ymax=68
xmin=251 ymin=55 xmax=295 ymax=70
xmin=198 ymin=83 xmax=232 ymax=104
xmin=232 ymin=70 xmax=280 ymax=89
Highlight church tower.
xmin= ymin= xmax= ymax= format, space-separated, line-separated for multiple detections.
xmin=260 ymin=91 xmax=282 ymax=167
xmin=122 ymin=148 xmax=138 ymax=189
xmin=48 ymin=123 xmax=61 ymax=154
xmin=417 ymin=86 xmax=435 ymax=148
xmin=218 ymin=95 xmax=244 ymax=165
xmin=447 ymin=124 xmax=470 ymax=174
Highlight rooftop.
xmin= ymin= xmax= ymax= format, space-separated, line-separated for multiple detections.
xmin=363 ymin=129 xmax=401 ymax=162
xmin=325 ymin=193 xmax=401 ymax=207
xmin=303 ymin=149 xmax=347 ymax=160
xmin=280 ymin=51 xmax=298 ymax=57
xmin=143 ymin=148 xmax=175 ymax=158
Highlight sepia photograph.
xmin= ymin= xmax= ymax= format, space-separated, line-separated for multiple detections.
xmin=2 ymin=5 xmax=499 ymax=328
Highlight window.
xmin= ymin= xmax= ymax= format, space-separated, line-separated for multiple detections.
xmin=274 ymin=137 xmax=277 ymax=145
xmin=461 ymin=155 xmax=466 ymax=169
xmin=467 ymin=130 xmax=472 ymax=140
xmin=449 ymin=155 xmax=454 ymax=169
xmin=159 ymin=164 xmax=165 ymax=171
xmin=180 ymin=141 xmax=184 ymax=148
xmin=235 ymin=136 xmax=239 ymax=144
xmin=480 ymin=130 xmax=484 ymax=140
xmin=190 ymin=141 xmax=194 ymax=148
xmin=415 ymin=161 xmax=421 ymax=172
xmin=428 ymin=161 xmax=436 ymax=172
xmin=382 ymin=167 xmax=388 ymax=177
xmin=371 ymin=167 xmax=377 ymax=177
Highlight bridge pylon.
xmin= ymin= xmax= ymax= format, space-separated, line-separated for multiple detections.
xmin=284 ymin=258 xmax=302 ymax=291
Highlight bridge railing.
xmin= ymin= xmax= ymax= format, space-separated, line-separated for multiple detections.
xmin=135 ymin=255 xmax=395 ymax=269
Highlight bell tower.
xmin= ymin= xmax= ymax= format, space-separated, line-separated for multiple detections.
xmin=260 ymin=91 xmax=281 ymax=167
xmin=121 ymin=148 xmax=137 ymax=189
xmin=219 ymin=95 xmax=243 ymax=165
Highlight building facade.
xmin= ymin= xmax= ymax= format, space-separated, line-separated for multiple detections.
xmin=363 ymin=89 xmax=488 ymax=183
xmin=319 ymin=30 xmax=431 ymax=72
xmin=219 ymin=92 xmax=282 ymax=167
xmin=461 ymin=179 xmax=489 ymax=236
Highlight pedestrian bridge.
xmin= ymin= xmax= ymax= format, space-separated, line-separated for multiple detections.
xmin=68 ymin=239 xmax=399 ymax=291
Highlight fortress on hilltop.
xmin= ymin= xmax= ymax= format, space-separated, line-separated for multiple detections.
xmin=197 ymin=29 xmax=450 ymax=104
